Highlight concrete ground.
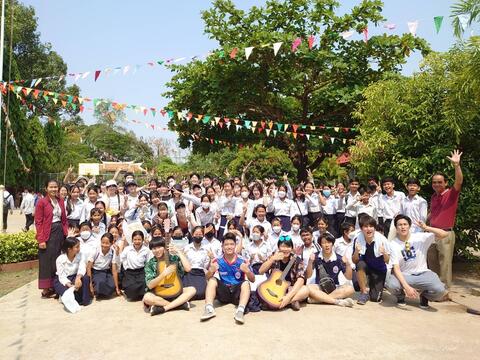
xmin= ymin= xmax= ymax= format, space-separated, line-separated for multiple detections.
xmin=1 ymin=210 xmax=480 ymax=359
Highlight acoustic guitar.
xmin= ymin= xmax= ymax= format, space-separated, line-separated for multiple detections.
xmin=257 ymin=254 xmax=297 ymax=309
xmin=154 ymin=239 xmax=183 ymax=299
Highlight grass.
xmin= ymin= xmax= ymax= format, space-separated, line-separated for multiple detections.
xmin=0 ymin=268 xmax=37 ymax=297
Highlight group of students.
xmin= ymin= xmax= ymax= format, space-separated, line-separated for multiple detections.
xmin=36 ymin=162 xmax=459 ymax=323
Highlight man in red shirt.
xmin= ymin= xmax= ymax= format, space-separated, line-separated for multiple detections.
xmin=428 ymin=150 xmax=463 ymax=288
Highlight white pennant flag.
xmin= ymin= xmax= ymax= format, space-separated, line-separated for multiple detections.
xmin=330 ymin=137 xmax=335 ymax=144
xmin=214 ymin=117 xmax=220 ymax=124
xmin=74 ymin=74 xmax=81 ymax=82
xmin=123 ymin=65 xmax=130 ymax=75
xmin=113 ymin=68 xmax=121 ymax=75
xmin=407 ymin=20 xmax=419 ymax=36
xmin=458 ymin=14 xmax=469 ymax=31
xmin=340 ymin=31 xmax=354 ymax=40
xmin=342 ymin=138 xmax=347 ymax=144
xmin=266 ymin=129 xmax=271 ymax=136
xmin=306 ymin=134 xmax=310 ymax=140
xmin=81 ymin=72 xmax=90 ymax=79
xmin=273 ymin=42 xmax=282 ymax=56
xmin=245 ymin=47 xmax=254 ymax=60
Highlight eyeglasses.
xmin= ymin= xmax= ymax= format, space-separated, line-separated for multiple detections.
xmin=278 ymin=235 xmax=292 ymax=242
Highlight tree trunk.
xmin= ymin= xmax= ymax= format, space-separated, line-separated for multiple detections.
xmin=291 ymin=139 xmax=309 ymax=182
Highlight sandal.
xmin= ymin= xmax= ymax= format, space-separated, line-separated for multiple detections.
xmin=41 ymin=289 xmax=56 ymax=299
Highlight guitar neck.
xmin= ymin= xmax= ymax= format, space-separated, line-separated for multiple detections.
xmin=279 ymin=254 xmax=296 ymax=281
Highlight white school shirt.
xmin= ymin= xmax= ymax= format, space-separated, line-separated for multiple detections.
xmin=353 ymin=231 xmax=391 ymax=258
xmin=88 ymin=247 xmax=118 ymax=271
xmin=126 ymin=194 xmax=140 ymax=210
xmin=322 ymin=195 xmax=337 ymax=215
xmin=287 ymin=229 xmax=303 ymax=248
xmin=79 ymin=200 xmax=96 ymax=223
xmin=67 ymin=199 xmax=84 ymax=220
xmin=380 ymin=191 xmax=406 ymax=220
xmin=370 ymin=192 xmax=383 ymax=218
xmin=120 ymin=245 xmax=151 ymax=270
xmin=400 ymin=195 xmax=428 ymax=233
xmin=184 ymin=243 xmax=210 ymax=270
xmin=195 ymin=206 xmax=216 ymax=226
xmin=234 ymin=199 xmax=254 ymax=217
xmin=301 ymin=243 xmax=320 ymax=284
xmin=244 ymin=240 xmax=272 ymax=265
xmin=247 ymin=198 xmax=264 ymax=221
xmin=390 ymin=232 xmax=435 ymax=275
xmin=201 ymin=238 xmax=223 ymax=259
xmin=267 ymin=197 xmax=295 ymax=217
xmin=79 ymin=235 xmax=100 ymax=260
xmin=306 ymin=193 xmax=322 ymax=213
xmin=246 ymin=217 xmax=272 ymax=236
xmin=104 ymin=194 xmax=121 ymax=214
xmin=90 ymin=222 xmax=106 ymax=242
xmin=218 ymin=195 xmax=238 ymax=216
xmin=267 ymin=230 xmax=284 ymax=250
xmin=20 ymin=193 xmax=35 ymax=215
xmin=312 ymin=230 xmax=334 ymax=244
xmin=334 ymin=237 xmax=354 ymax=268
xmin=56 ymin=253 xmax=87 ymax=286
xmin=335 ymin=195 xmax=346 ymax=213
xmin=291 ymin=198 xmax=309 ymax=216
xmin=346 ymin=201 xmax=378 ymax=228
xmin=344 ymin=191 xmax=359 ymax=218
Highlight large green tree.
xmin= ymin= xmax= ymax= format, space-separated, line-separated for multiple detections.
xmin=351 ymin=47 xmax=480 ymax=255
xmin=165 ymin=0 xmax=430 ymax=181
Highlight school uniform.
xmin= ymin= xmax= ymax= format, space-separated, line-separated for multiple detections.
xmin=183 ymin=243 xmax=210 ymax=299
xmin=400 ymin=194 xmax=428 ymax=233
xmin=313 ymin=252 xmax=348 ymax=287
xmin=89 ymin=247 xmax=118 ymax=297
xmin=353 ymin=232 xmax=391 ymax=302
xmin=380 ymin=191 xmax=406 ymax=237
xmin=322 ymin=195 xmax=338 ymax=237
xmin=79 ymin=200 xmax=96 ymax=224
xmin=345 ymin=200 xmax=378 ymax=229
xmin=306 ymin=193 xmax=322 ymax=225
xmin=312 ymin=230 xmax=334 ymax=244
xmin=195 ymin=206 xmax=216 ymax=226
xmin=54 ymin=253 xmax=91 ymax=306
xmin=288 ymin=229 xmax=303 ymax=248
xmin=291 ymin=198 xmax=310 ymax=228
xmin=244 ymin=240 xmax=273 ymax=274
xmin=20 ymin=192 xmax=35 ymax=231
xmin=66 ymin=198 xmax=83 ymax=228
xmin=335 ymin=195 xmax=346 ymax=233
xmin=246 ymin=217 xmax=272 ymax=236
xmin=344 ymin=192 xmax=359 ymax=226
xmin=217 ymin=195 xmax=238 ymax=240
xmin=120 ymin=245 xmax=150 ymax=301
xmin=267 ymin=197 xmax=295 ymax=231
xmin=300 ymin=243 xmax=321 ymax=284
xmin=201 ymin=237 xmax=223 ymax=259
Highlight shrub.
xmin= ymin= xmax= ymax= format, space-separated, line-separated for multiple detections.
xmin=0 ymin=231 xmax=38 ymax=264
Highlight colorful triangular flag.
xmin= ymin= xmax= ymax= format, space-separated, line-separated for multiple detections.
xmin=273 ymin=42 xmax=282 ymax=56
xmin=94 ymin=70 xmax=101 ymax=81
xmin=434 ymin=16 xmax=443 ymax=34
xmin=407 ymin=21 xmax=419 ymax=36
xmin=245 ymin=47 xmax=254 ymax=60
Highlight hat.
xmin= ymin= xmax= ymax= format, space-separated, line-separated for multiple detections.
xmin=126 ymin=179 xmax=137 ymax=187
xmin=106 ymin=180 xmax=117 ymax=188
xmin=173 ymin=184 xmax=184 ymax=193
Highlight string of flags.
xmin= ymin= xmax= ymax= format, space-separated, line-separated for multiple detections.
xmin=3 ymin=14 xmax=464 ymax=86
xmin=1 ymin=103 xmax=30 ymax=172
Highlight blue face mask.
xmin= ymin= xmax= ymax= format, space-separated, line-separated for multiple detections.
xmin=322 ymin=190 xmax=331 ymax=198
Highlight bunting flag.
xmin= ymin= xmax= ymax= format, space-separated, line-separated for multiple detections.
xmin=308 ymin=35 xmax=315 ymax=49
xmin=230 ymin=47 xmax=238 ymax=59
xmin=291 ymin=37 xmax=302 ymax=52
xmin=340 ymin=31 xmax=354 ymax=40
xmin=1 ymin=103 xmax=30 ymax=172
xmin=363 ymin=27 xmax=368 ymax=43
xmin=434 ymin=16 xmax=443 ymax=34
xmin=407 ymin=20 xmax=419 ymax=36
xmin=94 ymin=70 xmax=101 ymax=81
xmin=383 ymin=23 xmax=396 ymax=30
xmin=245 ymin=47 xmax=254 ymax=60
xmin=273 ymin=42 xmax=282 ymax=56
xmin=458 ymin=14 xmax=469 ymax=31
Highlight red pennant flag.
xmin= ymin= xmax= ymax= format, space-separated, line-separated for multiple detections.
xmin=160 ymin=109 xmax=167 ymax=116
xmin=80 ymin=105 xmax=85 ymax=112
xmin=187 ymin=112 xmax=193 ymax=121
xmin=33 ymin=89 xmax=40 ymax=99
xmin=292 ymin=124 xmax=299 ymax=132
xmin=261 ymin=120 xmax=266 ymax=129
xmin=210 ymin=139 xmax=214 ymax=144
xmin=363 ymin=27 xmax=368 ymax=43
xmin=150 ymin=124 xmax=155 ymax=130
xmin=21 ymin=87 xmax=27 ymax=96
xmin=94 ymin=70 xmax=101 ymax=81
xmin=143 ymin=108 xmax=148 ymax=116
xmin=219 ymin=121 xmax=224 ymax=128
xmin=230 ymin=48 xmax=238 ymax=59
xmin=292 ymin=37 xmax=302 ymax=52
xmin=308 ymin=35 xmax=315 ymax=49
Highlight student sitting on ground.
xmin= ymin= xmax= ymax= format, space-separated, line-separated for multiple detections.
xmin=352 ymin=215 xmax=391 ymax=305
xmin=143 ymin=236 xmax=196 ymax=316
xmin=201 ymin=232 xmax=255 ymax=324
xmin=386 ymin=215 xmax=448 ymax=309
xmin=305 ymin=233 xmax=355 ymax=307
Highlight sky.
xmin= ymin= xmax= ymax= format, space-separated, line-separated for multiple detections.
xmin=18 ymin=0 xmax=474 ymax=161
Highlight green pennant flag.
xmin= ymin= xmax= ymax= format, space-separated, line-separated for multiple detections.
xmin=71 ymin=104 xmax=77 ymax=111
xmin=218 ymin=50 xmax=225 ymax=58
xmin=167 ymin=110 xmax=174 ymax=118
xmin=67 ymin=95 xmax=73 ymax=103
xmin=276 ymin=123 xmax=283 ymax=131
xmin=43 ymin=95 xmax=49 ymax=102
xmin=434 ymin=16 xmax=443 ymax=34
xmin=202 ymin=115 xmax=211 ymax=124
xmin=157 ymin=60 xmax=165 ymax=65
xmin=301 ymin=125 xmax=307 ymax=129
xmin=54 ymin=92 xmax=59 ymax=99
xmin=244 ymin=120 xmax=251 ymax=129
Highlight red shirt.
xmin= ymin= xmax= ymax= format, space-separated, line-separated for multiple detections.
xmin=430 ymin=187 xmax=460 ymax=229
xmin=34 ymin=196 xmax=68 ymax=243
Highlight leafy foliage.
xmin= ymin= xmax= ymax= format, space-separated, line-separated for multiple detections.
xmin=451 ymin=0 xmax=480 ymax=38
xmin=0 ymin=231 xmax=38 ymax=264
xmin=351 ymin=47 xmax=480 ymax=255
xmin=165 ymin=0 xmax=430 ymax=180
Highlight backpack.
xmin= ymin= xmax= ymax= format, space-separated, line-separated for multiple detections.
xmin=3 ymin=193 xmax=11 ymax=211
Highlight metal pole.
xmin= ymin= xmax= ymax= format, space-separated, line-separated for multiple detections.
xmin=0 ymin=0 xmax=6 ymax=231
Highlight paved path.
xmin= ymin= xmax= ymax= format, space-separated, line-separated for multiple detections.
xmin=1 ymin=279 xmax=479 ymax=360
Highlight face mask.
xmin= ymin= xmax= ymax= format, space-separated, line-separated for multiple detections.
xmin=292 ymin=224 xmax=300 ymax=232
xmin=192 ymin=236 xmax=203 ymax=244
xmin=251 ymin=233 xmax=261 ymax=241
xmin=273 ymin=226 xmax=282 ymax=234
xmin=144 ymin=228 xmax=151 ymax=234
xmin=278 ymin=191 xmax=286 ymax=198
xmin=168 ymin=180 xmax=175 ymax=187
xmin=202 ymin=202 xmax=210 ymax=210
xmin=205 ymin=232 xmax=214 ymax=240
xmin=322 ymin=190 xmax=331 ymax=198
xmin=172 ymin=236 xmax=183 ymax=241
xmin=80 ymin=231 xmax=91 ymax=240
xmin=241 ymin=191 xmax=249 ymax=199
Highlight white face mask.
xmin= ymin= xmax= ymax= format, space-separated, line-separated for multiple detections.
xmin=278 ymin=191 xmax=286 ymax=198
xmin=273 ymin=226 xmax=282 ymax=234
xmin=202 ymin=202 xmax=210 ymax=210
xmin=251 ymin=233 xmax=261 ymax=241
xmin=168 ymin=180 xmax=175 ymax=187
xmin=241 ymin=191 xmax=249 ymax=199
xmin=292 ymin=224 xmax=300 ymax=232
xmin=80 ymin=231 xmax=91 ymax=240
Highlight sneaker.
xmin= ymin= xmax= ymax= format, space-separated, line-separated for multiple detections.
xmin=357 ymin=293 xmax=369 ymax=305
xmin=290 ymin=300 xmax=301 ymax=311
xmin=181 ymin=301 xmax=191 ymax=311
xmin=234 ymin=309 xmax=245 ymax=324
xmin=397 ymin=298 xmax=407 ymax=307
xmin=344 ymin=298 xmax=355 ymax=307
xmin=420 ymin=295 xmax=429 ymax=309
xmin=143 ymin=303 xmax=151 ymax=313
xmin=150 ymin=305 xmax=165 ymax=316
xmin=200 ymin=306 xmax=216 ymax=321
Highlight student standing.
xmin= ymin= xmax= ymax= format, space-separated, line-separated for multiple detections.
xmin=400 ymin=178 xmax=428 ymax=233
xmin=20 ymin=187 xmax=35 ymax=232
xmin=2 ymin=188 xmax=14 ymax=233
xmin=380 ymin=177 xmax=405 ymax=237
xmin=35 ymin=179 xmax=68 ymax=298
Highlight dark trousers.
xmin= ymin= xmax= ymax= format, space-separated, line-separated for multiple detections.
xmin=324 ymin=214 xmax=338 ymax=238
xmin=54 ymin=274 xmax=92 ymax=306
xmin=336 ymin=212 xmax=345 ymax=235
xmin=25 ymin=214 xmax=34 ymax=231
xmin=278 ymin=215 xmax=291 ymax=232
xmin=383 ymin=219 xmax=392 ymax=238
xmin=92 ymin=269 xmax=115 ymax=297
xmin=122 ymin=268 xmax=145 ymax=301
xmin=2 ymin=210 xmax=8 ymax=230
xmin=354 ymin=261 xmax=386 ymax=302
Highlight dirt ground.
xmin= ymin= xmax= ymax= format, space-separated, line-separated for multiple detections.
xmin=1 ymin=210 xmax=480 ymax=360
